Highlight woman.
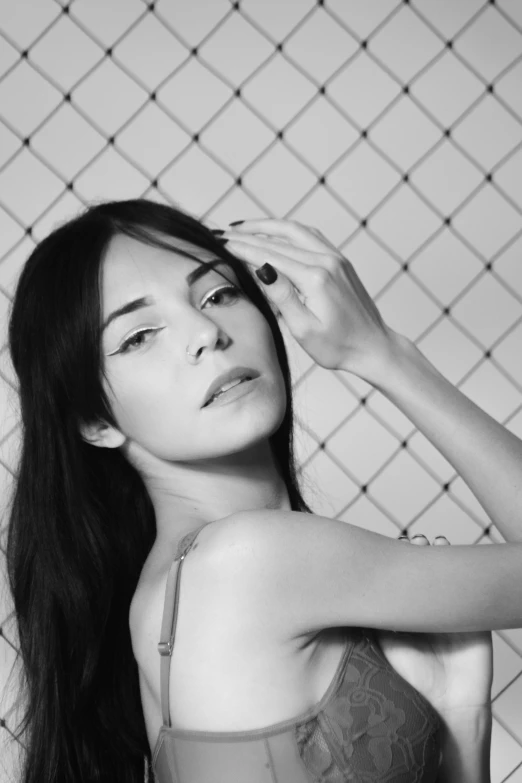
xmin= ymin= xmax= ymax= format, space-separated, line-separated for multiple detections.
xmin=5 ymin=199 xmax=517 ymax=783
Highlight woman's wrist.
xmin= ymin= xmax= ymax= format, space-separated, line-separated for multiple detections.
xmin=338 ymin=327 xmax=414 ymax=391
xmin=339 ymin=328 xmax=420 ymax=391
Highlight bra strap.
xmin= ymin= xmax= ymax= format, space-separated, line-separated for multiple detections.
xmin=157 ymin=527 xmax=206 ymax=727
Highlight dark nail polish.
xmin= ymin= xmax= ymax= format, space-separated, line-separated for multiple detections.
xmin=211 ymin=229 xmax=225 ymax=235
xmin=229 ymin=220 xmax=244 ymax=226
xmin=255 ymin=263 xmax=277 ymax=285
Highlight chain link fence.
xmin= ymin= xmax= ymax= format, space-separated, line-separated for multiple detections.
xmin=1 ymin=0 xmax=522 ymax=780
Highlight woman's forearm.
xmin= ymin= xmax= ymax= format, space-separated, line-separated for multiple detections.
xmin=354 ymin=331 xmax=522 ymax=543
xmin=436 ymin=707 xmax=492 ymax=783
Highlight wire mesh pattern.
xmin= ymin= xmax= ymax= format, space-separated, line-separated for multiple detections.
xmin=1 ymin=0 xmax=522 ymax=780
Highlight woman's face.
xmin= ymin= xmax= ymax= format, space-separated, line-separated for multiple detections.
xmin=99 ymin=233 xmax=287 ymax=464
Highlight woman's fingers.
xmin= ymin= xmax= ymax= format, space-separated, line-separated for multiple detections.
xmin=223 ymin=232 xmax=332 ymax=268
xmin=224 ymin=240 xmax=319 ymax=332
xmin=225 ymin=218 xmax=337 ymax=253
xmin=223 ymin=239 xmax=311 ymax=296
xmin=397 ymin=534 xmax=451 ymax=546
xmin=411 ymin=535 xmax=430 ymax=546
xmin=398 ymin=534 xmax=430 ymax=545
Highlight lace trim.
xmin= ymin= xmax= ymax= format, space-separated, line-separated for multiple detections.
xmin=294 ymin=633 xmax=441 ymax=783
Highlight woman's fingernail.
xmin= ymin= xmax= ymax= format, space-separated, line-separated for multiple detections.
xmin=211 ymin=229 xmax=225 ymax=236
xmin=255 ymin=263 xmax=277 ymax=285
xmin=398 ymin=536 xmax=409 ymax=541
xmin=412 ymin=534 xmax=428 ymax=542
xmin=229 ymin=220 xmax=244 ymax=226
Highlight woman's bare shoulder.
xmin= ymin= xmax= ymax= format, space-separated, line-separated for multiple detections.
xmin=128 ymin=516 xmax=254 ymax=657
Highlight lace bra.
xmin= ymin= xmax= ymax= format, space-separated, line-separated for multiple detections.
xmin=152 ymin=525 xmax=442 ymax=782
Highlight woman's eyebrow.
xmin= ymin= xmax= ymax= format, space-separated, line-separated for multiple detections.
xmin=102 ymin=259 xmax=230 ymax=333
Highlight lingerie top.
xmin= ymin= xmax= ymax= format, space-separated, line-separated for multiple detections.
xmin=152 ymin=523 xmax=442 ymax=782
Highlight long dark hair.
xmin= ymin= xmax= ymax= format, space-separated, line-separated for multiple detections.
xmin=5 ymin=199 xmax=314 ymax=783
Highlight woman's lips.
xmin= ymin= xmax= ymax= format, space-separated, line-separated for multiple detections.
xmin=204 ymin=377 xmax=257 ymax=407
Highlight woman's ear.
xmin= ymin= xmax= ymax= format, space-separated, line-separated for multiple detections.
xmin=79 ymin=419 xmax=126 ymax=449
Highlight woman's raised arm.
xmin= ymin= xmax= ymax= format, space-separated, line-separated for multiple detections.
xmin=353 ymin=330 xmax=522 ymax=544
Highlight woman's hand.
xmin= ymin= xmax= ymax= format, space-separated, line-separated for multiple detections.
xmin=220 ymin=219 xmax=397 ymax=378
xmin=375 ymin=534 xmax=493 ymax=718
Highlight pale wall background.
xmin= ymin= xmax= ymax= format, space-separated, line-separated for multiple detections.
xmin=1 ymin=0 xmax=522 ymax=780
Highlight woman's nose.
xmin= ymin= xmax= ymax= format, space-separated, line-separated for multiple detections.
xmin=185 ymin=323 xmax=230 ymax=360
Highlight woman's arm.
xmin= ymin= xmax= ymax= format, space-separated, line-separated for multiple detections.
xmin=206 ymin=510 xmax=522 ymax=635
xmin=352 ymin=331 xmax=522 ymax=544
xmin=436 ymin=707 xmax=492 ymax=783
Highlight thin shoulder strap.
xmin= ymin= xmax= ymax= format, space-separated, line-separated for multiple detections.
xmin=157 ymin=526 xmax=206 ymax=728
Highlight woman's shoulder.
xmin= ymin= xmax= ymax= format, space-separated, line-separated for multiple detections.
xmin=128 ymin=514 xmax=252 ymax=656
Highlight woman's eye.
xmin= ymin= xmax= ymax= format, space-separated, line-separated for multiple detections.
xmin=119 ymin=328 xmax=159 ymax=354
xmin=203 ymin=284 xmax=241 ymax=308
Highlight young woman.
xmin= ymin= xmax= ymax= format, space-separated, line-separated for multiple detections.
xmin=5 ymin=199 xmax=520 ymax=783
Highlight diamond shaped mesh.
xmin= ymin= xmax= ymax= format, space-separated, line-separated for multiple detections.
xmin=1 ymin=1 xmax=522 ymax=781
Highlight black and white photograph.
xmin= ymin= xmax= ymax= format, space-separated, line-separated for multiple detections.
xmin=1 ymin=1 xmax=522 ymax=781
